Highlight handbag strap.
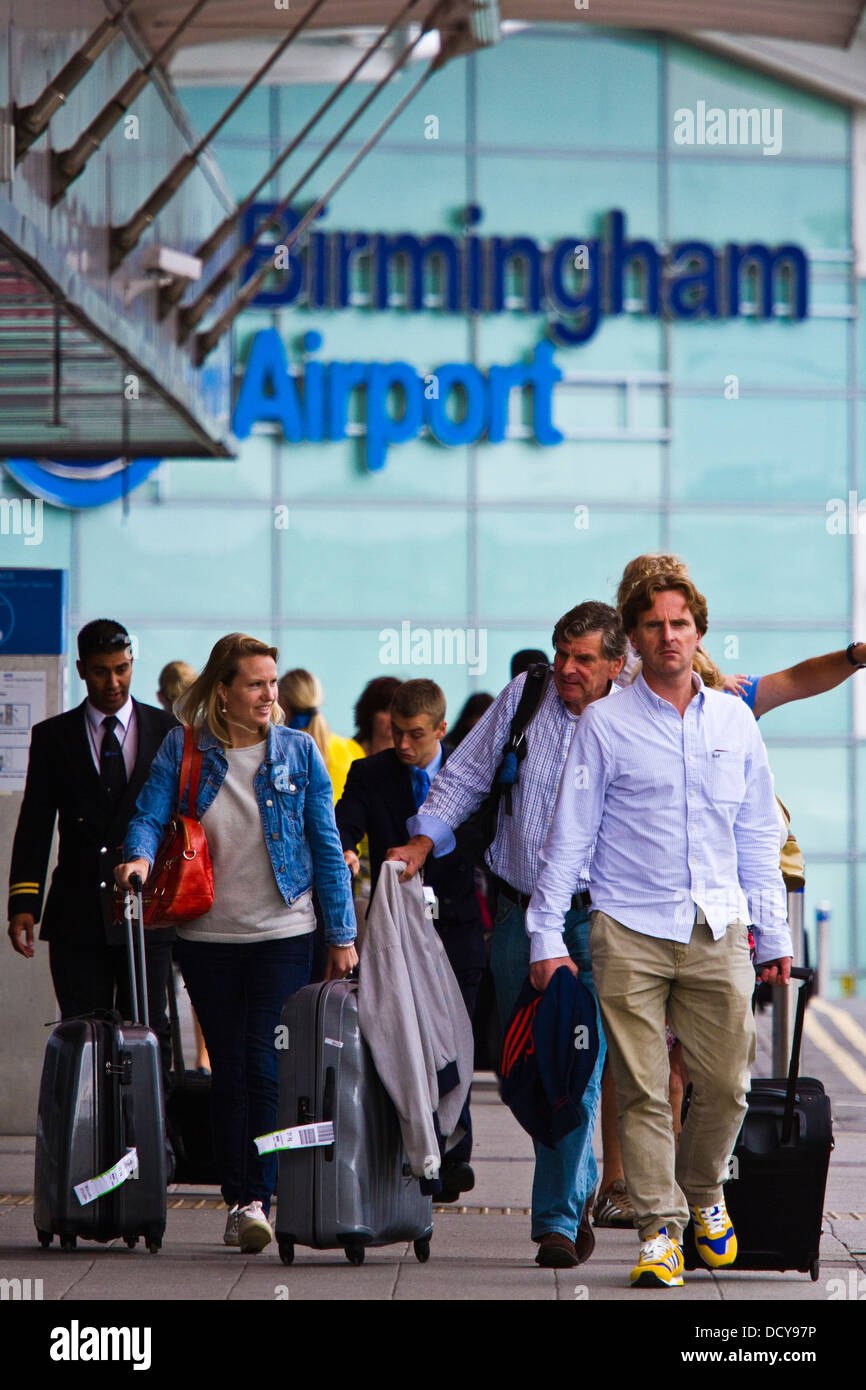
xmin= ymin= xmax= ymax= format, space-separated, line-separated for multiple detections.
xmin=178 ymin=725 xmax=204 ymax=821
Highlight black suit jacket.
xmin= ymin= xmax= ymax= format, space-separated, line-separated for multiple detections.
xmin=8 ymin=698 xmax=176 ymax=946
xmin=335 ymin=746 xmax=481 ymax=933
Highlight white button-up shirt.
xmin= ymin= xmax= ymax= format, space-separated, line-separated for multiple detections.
xmin=85 ymin=696 xmax=138 ymax=780
xmin=408 ymin=670 xmax=593 ymax=895
xmin=525 ymin=672 xmax=792 ymax=966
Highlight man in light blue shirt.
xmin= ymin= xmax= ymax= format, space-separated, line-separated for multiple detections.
xmin=526 ymin=574 xmax=792 ymax=1289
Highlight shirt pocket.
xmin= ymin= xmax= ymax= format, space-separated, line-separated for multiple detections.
xmin=271 ymin=767 xmax=308 ymax=819
xmin=709 ymin=750 xmax=745 ymax=805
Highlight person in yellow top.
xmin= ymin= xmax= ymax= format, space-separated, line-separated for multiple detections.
xmin=277 ymin=670 xmax=361 ymax=802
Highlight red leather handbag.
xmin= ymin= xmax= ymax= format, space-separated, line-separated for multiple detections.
xmin=116 ymin=725 xmax=214 ymax=928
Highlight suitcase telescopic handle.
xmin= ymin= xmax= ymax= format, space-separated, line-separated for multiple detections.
xmin=123 ymin=873 xmax=149 ymax=1029
xmin=781 ymin=966 xmax=814 ymax=1144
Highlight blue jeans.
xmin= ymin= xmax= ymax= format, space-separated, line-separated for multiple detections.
xmin=491 ymin=898 xmax=606 ymax=1242
xmin=174 ymin=934 xmax=313 ymax=1213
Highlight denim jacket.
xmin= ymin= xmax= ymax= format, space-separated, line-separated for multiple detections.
xmin=124 ymin=722 xmax=356 ymax=946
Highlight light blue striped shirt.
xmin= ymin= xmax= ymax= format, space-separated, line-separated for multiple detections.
xmin=525 ymin=672 xmax=792 ymax=966
xmin=408 ymin=669 xmax=596 ymax=894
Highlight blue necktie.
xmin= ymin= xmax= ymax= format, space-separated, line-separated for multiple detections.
xmin=414 ymin=768 xmax=431 ymax=809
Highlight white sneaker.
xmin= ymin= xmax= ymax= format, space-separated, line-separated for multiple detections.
xmin=237 ymin=1200 xmax=273 ymax=1254
xmin=223 ymin=1204 xmax=240 ymax=1247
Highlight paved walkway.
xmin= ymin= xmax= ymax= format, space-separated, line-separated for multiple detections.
xmin=1 ymin=995 xmax=864 ymax=1309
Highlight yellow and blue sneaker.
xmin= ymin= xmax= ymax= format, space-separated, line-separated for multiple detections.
xmin=629 ymin=1228 xmax=684 ymax=1288
xmin=689 ymin=1198 xmax=737 ymax=1268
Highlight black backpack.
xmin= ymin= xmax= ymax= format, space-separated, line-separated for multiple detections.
xmin=453 ymin=663 xmax=549 ymax=868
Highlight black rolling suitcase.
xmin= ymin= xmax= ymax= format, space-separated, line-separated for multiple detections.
xmin=34 ymin=876 xmax=168 ymax=1253
xmin=165 ymin=965 xmax=217 ymax=1184
xmin=273 ymin=979 xmax=433 ymax=1266
xmin=683 ymin=966 xmax=832 ymax=1280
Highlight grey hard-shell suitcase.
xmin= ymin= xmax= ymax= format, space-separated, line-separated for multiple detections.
xmin=34 ymin=878 xmax=167 ymax=1253
xmin=274 ymin=978 xmax=433 ymax=1265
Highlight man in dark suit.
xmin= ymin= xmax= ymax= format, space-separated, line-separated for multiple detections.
xmin=7 ymin=619 xmax=176 ymax=1080
xmin=336 ymin=678 xmax=485 ymax=1202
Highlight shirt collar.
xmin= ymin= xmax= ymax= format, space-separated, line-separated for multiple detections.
xmin=634 ymin=669 xmax=705 ymax=712
xmin=554 ymin=680 xmax=617 ymax=720
xmin=86 ymin=695 xmax=134 ymax=731
xmin=414 ymin=742 xmax=443 ymax=781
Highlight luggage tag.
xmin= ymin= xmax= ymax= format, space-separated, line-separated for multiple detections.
xmin=254 ymin=1121 xmax=335 ymax=1155
xmin=422 ymin=885 xmax=439 ymax=921
xmin=74 ymin=1147 xmax=139 ymax=1206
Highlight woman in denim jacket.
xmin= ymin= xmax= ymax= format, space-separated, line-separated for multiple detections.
xmin=115 ymin=633 xmax=357 ymax=1253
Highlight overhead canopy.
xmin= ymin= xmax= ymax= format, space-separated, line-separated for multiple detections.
xmin=15 ymin=0 xmax=866 ymax=49
xmin=0 ymin=244 xmax=227 ymax=457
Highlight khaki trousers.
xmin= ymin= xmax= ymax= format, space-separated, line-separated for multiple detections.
xmin=589 ymin=909 xmax=756 ymax=1242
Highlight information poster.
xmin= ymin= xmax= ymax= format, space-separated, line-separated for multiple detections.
xmin=0 ymin=670 xmax=46 ymax=791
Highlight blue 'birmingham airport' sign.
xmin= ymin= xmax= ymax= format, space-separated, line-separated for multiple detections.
xmin=238 ymin=204 xmax=808 ymax=343
xmin=232 ymin=204 xmax=808 ymax=471
xmin=6 ymin=206 xmax=810 ymax=501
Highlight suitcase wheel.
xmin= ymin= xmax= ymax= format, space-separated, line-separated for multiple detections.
xmin=60 ymin=1236 xmax=77 ymax=1252
xmin=809 ymin=1258 xmax=820 ymax=1282
xmin=279 ymin=1240 xmax=295 ymax=1266
xmin=344 ymin=1242 xmax=365 ymax=1266
xmin=36 ymin=1229 xmax=53 ymax=1249
xmin=413 ymin=1238 xmax=431 ymax=1263
xmin=147 ymin=1238 xmax=161 ymax=1255
xmin=125 ymin=1236 xmax=137 ymax=1249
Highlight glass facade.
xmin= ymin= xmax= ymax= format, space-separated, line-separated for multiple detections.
xmin=2 ymin=26 xmax=862 ymax=989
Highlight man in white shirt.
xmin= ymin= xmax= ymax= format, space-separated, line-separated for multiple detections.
xmin=387 ymin=602 xmax=628 ymax=1267
xmin=525 ymin=574 xmax=792 ymax=1288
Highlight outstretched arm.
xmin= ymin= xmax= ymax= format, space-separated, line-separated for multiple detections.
xmin=753 ymin=642 xmax=866 ymax=718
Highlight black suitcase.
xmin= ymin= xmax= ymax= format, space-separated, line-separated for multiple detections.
xmin=273 ymin=979 xmax=433 ymax=1266
xmin=165 ymin=965 xmax=217 ymax=1184
xmin=34 ymin=877 xmax=168 ymax=1253
xmin=683 ymin=966 xmax=832 ymax=1280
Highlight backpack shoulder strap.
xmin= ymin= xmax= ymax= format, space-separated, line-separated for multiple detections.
xmin=507 ymin=662 xmax=550 ymax=754
xmin=498 ymin=664 xmax=550 ymax=808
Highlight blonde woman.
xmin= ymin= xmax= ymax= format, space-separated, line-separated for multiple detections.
xmin=115 ymin=634 xmax=356 ymax=1254
xmin=156 ymin=660 xmax=197 ymax=714
xmin=278 ymin=668 xmax=361 ymax=804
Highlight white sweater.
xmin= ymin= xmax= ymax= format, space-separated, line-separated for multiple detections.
xmin=178 ymin=742 xmax=316 ymax=943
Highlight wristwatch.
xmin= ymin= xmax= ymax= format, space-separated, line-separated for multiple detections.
xmin=846 ymin=642 xmax=866 ymax=669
